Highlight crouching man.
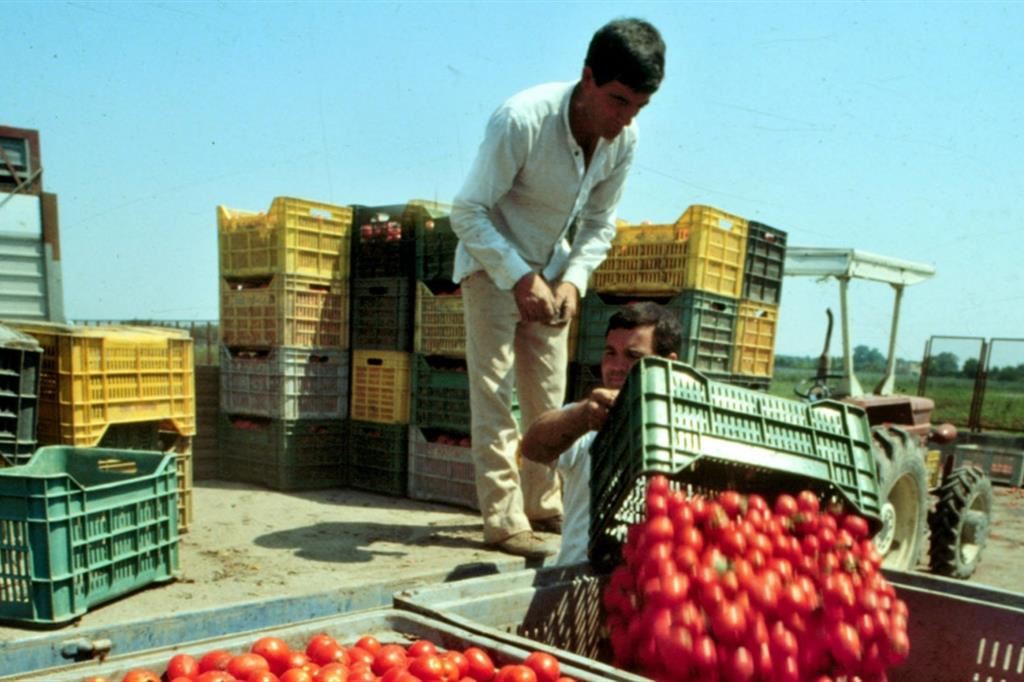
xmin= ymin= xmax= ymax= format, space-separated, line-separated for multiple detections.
xmin=521 ymin=302 xmax=682 ymax=565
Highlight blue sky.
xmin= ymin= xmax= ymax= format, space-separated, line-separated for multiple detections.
xmin=5 ymin=1 xmax=1022 ymax=358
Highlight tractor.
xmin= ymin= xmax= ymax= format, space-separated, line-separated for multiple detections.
xmin=783 ymin=247 xmax=994 ymax=578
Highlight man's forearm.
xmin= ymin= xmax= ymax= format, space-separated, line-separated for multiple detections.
xmin=521 ymin=403 xmax=589 ymax=464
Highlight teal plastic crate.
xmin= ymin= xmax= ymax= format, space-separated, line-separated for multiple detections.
xmin=576 ymin=291 xmax=737 ymax=375
xmin=589 ymin=357 xmax=881 ymax=568
xmin=348 ymin=420 xmax=408 ymax=497
xmin=0 ymin=446 xmax=179 ymax=625
xmin=218 ymin=415 xmax=348 ymax=491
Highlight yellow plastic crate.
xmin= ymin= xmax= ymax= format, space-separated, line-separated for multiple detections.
xmin=414 ymin=282 xmax=466 ymax=358
xmin=165 ymin=433 xmax=194 ymax=534
xmin=591 ymin=223 xmax=687 ymax=295
xmin=731 ymin=301 xmax=778 ymax=378
xmin=351 ymin=350 xmax=411 ymax=424
xmin=10 ymin=323 xmax=196 ymax=448
xmin=675 ymin=205 xmax=749 ymax=298
xmin=218 ymin=196 xmax=353 ymax=281
xmin=219 ymin=274 xmax=350 ymax=348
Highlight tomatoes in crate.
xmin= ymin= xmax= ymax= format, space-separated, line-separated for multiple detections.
xmin=103 ymin=631 xmax=576 ymax=682
xmin=603 ymin=476 xmax=910 ymax=681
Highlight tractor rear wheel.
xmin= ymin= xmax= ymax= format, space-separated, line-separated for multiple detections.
xmin=928 ymin=466 xmax=994 ymax=579
xmin=871 ymin=426 xmax=929 ymax=571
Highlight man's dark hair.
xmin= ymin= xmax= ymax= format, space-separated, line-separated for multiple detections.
xmin=606 ymin=301 xmax=682 ymax=357
xmin=585 ymin=18 xmax=666 ymax=94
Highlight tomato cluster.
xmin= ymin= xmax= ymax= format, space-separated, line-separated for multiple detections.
xmin=602 ymin=477 xmax=911 ymax=681
xmin=84 ymin=633 xmax=576 ymax=682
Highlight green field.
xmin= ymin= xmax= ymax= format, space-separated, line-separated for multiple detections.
xmin=767 ymin=368 xmax=1023 ymax=432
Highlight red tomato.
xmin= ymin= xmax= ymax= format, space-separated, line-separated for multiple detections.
xmin=346 ymin=646 xmax=374 ymax=667
xmin=120 ymin=671 xmax=161 ymax=682
xmin=495 ymin=664 xmax=538 ymax=682
xmin=307 ymin=640 xmax=347 ymax=666
xmin=407 ymin=639 xmax=439 ymax=658
xmin=252 ymin=637 xmax=291 ymax=674
xmin=305 ymin=634 xmax=336 ymax=656
xmin=279 ymin=670 xmax=314 ymax=682
xmin=195 ymin=672 xmax=235 ymax=682
xmin=443 ymin=650 xmax=469 ymax=678
xmin=198 ymin=650 xmax=233 ymax=673
xmin=462 ymin=647 xmax=496 ymax=681
xmin=227 ymin=652 xmax=270 ymax=679
xmin=354 ymin=635 xmax=382 ymax=655
xmin=774 ymin=494 xmax=798 ymax=518
xmin=408 ymin=654 xmax=446 ymax=680
xmin=166 ymin=653 xmax=200 ymax=680
xmin=523 ymin=652 xmax=559 ymax=682
xmin=372 ymin=645 xmax=408 ymax=676
xmin=249 ymin=672 xmax=282 ymax=682
xmin=796 ymin=490 xmax=821 ymax=514
xmin=169 ymin=677 xmax=195 ymax=682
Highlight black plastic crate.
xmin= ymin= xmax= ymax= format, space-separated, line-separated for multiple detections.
xmin=352 ymin=204 xmax=417 ymax=279
xmin=576 ymin=290 xmax=737 ymax=375
xmin=0 ymin=326 xmax=42 ymax=466
xmin=218 ymin=415 xmax=348 ymax=491
xmin=589 ymin=357 xmax=881 ymax=568
xmin=348 ymin=420 xmax=408 ymax=497
xmin=742 ymin=220 xmax=787 ymax=304
xmin=351 ymin=277 xmax=414 ymax=351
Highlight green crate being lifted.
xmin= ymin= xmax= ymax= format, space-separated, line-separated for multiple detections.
xmin=589 ymin=357 xmax=882 ymax=568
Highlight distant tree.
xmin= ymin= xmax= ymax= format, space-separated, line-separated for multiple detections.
xmin=961 ymin=357 xmax=979 ymax=379
xmin=992 ymin=363 xmax=1024 ymax=382
xmin=853 ymin=345 xmax=885 ymax=372
xmin=930 ymin=352 xmax=960 ymax=377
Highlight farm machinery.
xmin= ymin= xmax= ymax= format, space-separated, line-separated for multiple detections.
xmin=783 ymin=247 xmax=994 ymax=578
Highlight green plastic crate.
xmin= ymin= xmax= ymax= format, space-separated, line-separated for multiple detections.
xmin=410 ymin=201 xmax=457 ymax=283
xmin=589 ymin=357 xmax=881 ymax=568
xmin=348 ymin=420 xmax=408 ymax=497
xmin=350 ymin=277 xmax=414 ymax=351
xmin=742 ymin=220 xmax=787 ymax=305
xmin=412 ymin=355 xmax=471 ymax=431
xmin=0 ymin=446 xmax=179 ymax=625
xmin=218 ymin=415 xmax=348 ymax=491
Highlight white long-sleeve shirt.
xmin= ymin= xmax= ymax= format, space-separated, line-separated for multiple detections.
xmin=451 ymin=81 xmax=638 ymax=297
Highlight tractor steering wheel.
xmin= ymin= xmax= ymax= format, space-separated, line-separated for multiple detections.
xmin=794 ymin=374 xmax=847 ymax=402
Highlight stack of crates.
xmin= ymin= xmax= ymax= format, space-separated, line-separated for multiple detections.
xmin=732 ymin=220 xmax=787 ymax=389
xmin=217 ymin=196 xmax=352 ymax=491
xmin=5 ymin=321 xmax=197 ymax=532
xmin=405 ymin=202 xmax=479 ymax=508
xmin=0 ymin=323 xmax=42 ymax=467
xmin=347 ymin=201 xmax=437 ymax=497
xmin=580 ymin=204 xmax=750 ymax=398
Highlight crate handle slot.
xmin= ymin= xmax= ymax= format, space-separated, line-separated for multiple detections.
xmin=366 ymin=358 xmax=384 ymax=367
xmin=97 ymin=459 xmax=138 ymax=475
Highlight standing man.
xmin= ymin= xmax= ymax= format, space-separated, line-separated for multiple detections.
xmin=521 ymin=302 xmax=682 ymax=565
xmin=451 ymin=19 xmax=666 ymax=558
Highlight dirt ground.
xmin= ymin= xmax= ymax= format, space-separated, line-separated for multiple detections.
xmin=1 ymin=480 xmax=1021 ymax=643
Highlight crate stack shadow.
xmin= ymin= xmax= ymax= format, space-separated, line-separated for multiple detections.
xmin=217 ymin=197 xmax=352 ymax=491
xmin=577 ymin=205 xmax=786 ymax=400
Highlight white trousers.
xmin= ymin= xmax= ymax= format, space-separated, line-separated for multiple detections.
xmin=461 ymin=271 xmax=566 ymax=543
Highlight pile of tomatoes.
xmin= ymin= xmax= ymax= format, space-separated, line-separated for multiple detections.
xmin=602 ymin=476 xmax=911 ymax=681
xmin=84 ymin=633 xmax=576 ymax=682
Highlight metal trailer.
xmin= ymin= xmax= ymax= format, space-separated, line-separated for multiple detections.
xmin=396 ymin=565 xmax=1024 ymax=682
